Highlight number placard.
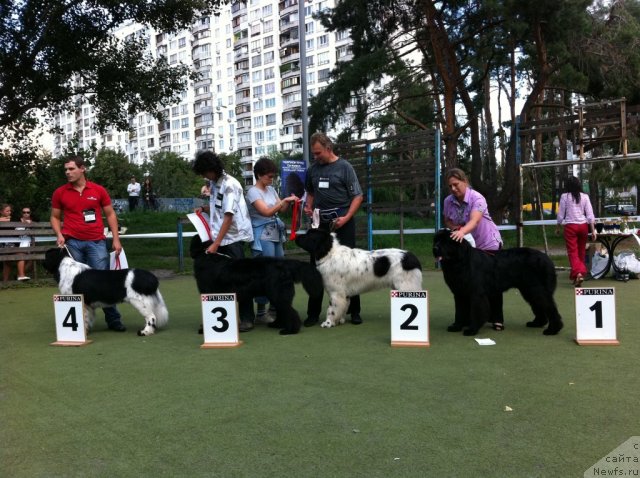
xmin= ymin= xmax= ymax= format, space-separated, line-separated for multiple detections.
xmin=575 ymin=287 xmax=619 ymax=345
xmin=390 ymin=290 xmax=430 ymax=347
xmin=51 ymin=295 xmax=92 ymax=346
xmin=200 ymin=294 xmax=242 ymax=348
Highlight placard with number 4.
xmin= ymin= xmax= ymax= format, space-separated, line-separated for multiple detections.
xmin=51 ymin=294 xmax=92 ymax=346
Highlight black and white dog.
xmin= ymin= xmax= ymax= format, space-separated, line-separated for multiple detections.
xmin=43 ymin=248 xmax=169 ymax=336
xmin=190 ymin=235 xmax=324 ymax=335
xmin=295 ymin=228 xmax=423 ymax=328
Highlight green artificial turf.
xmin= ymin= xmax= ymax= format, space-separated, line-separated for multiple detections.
xmin=1 ymin=272 xmax=639 ymax=477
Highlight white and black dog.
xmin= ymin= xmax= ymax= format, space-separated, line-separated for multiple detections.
xmin=295 ymin=228 xmax=423 ymax=328
xmin=43 ymin=248 xmax=169 ymax=336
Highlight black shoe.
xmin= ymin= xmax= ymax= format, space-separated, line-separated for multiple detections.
xmin=239 ymin=320 xmax=254 ymax=332
xmin=108 ymin=322 xmax=127 ymax=332
xmin=304 ymin=317 xmax=319 ymax=327
xmin=351 ymin=314 xmax=363 ymax=325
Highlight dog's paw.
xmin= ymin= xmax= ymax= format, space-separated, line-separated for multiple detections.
xmin=463 ymin=328 xmax=479 ymax=336
xmin=279 ymin=329 xmax=298 ymax=335
xmin=137 ymin=327 xmax=155 ymax=336
xmin=543 ymin=323 xmax=563 ymax=335
xmin=338 ymin=317 xmax=346 ymax=325
xmin=447 ymin=323 xmax=463 ymax=332
xmin=320 ymin=320 xmax=334 ymax=328
xmin=526 ymin=318 xmax=547 ymax=328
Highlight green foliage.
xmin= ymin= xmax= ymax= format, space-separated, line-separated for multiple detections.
xmin=145 ymin=151 xmax=201 ymax=198
xmin=89 ymin=149 xmax=141 ymax=199
xmin=0 ymin=0 xmax=230 ymax=142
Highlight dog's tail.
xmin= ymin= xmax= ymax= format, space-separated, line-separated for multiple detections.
xmin=152 ymin=290 xmax=169 ymax=328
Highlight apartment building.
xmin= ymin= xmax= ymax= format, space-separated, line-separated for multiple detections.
xmin=52 ymin=0 xmax=354 ymax=186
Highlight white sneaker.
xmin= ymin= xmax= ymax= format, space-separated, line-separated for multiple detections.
xmin=17 ymin=276 xmax=31 ymax=281
xmin=255 ymin=311 xmax=276 ymax=324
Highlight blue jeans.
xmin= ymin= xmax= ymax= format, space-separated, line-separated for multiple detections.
xmin=251 ymin=240 xmax=284 ymax=306
xmin=65 ymin=238 xmax=122 ymax=325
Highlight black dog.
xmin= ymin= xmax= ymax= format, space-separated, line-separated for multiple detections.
xmin=432 ymin=229 xmax=563 ymax=336
xmin=190 ymin=235 xmax=323 ymax=335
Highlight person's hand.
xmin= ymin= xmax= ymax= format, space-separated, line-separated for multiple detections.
xmin=283 ymin=194 xmax=298 ymax=203
xmin=303 ymin=203 xmax=313 ymax=217
xmin=112 ymin=238 xmax=123 ymax=255
xmin=206 ymin=242 xmax=219 ymax=255
xmin=450 ymin=229 xmax=466 ymax=242
xmin=194 ymin=207 xmax=203 ymax=214
xmin=56 ymin=234 xmax=66 ymax=248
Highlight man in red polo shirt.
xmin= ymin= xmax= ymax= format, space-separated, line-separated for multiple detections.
xmin=50 ymin=156 xmax=126 ymax=332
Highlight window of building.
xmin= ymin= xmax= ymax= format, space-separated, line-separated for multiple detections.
xmin=318 ymin=68 xmax=330 ymax=81
xmin=265 ymin=98 xmax=276 ymax=108
xmin=266 ymin=113 xmax=276 ymax=126
xmin=264 ymin=51 xmax=274 ymax=64
xmin=318 ymin=34 xmax=329 ymax=48
xmin=264 ymin=67 xmax=275 ymax=79
xmin=318 ymin=51 xmax=330 ymax=65
xmin=265 ymin=82 xmax=276 ymax=94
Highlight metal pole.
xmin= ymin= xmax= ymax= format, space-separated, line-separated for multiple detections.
xmin=298 ymin=2 xmax=309 ymax=167
xmin=177 ymin=218 xmax=184 ymax=272
xmin=366 ymin=142 xmax=373 ymax=250
xmin=435 ymin=128 xmax=441 ymax=231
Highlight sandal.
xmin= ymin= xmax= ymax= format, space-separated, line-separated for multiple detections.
xmin=573 ymin=274 xmax=584 ymax=287
xmin=492 ymin=322 xmax=504 ymax=331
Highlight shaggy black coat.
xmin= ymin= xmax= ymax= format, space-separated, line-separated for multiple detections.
xmin=432 ymin=229 xmax=563 ymax=336
xmin=190 ymin=235 xmax=323 ymax=335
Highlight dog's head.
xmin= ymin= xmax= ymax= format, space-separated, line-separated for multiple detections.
xmin=190 ymin=235 xmax=214 ymax=259
xmin=294 ymin=228 xmax=335 ymax=260
xmin=432 ymin=229 xmax=472 ymax=263
xmin=43 ymin=247 xmax=70 ymax=274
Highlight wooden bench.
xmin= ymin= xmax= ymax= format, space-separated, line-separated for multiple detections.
xmin=0 ymin=221 xmax=56 ymax=281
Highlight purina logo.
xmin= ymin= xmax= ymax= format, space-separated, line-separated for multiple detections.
xmin=391 ymin=291 xmax=426 ymax=298
xmin=576 ymin=288 xmax=614 ymax=296
xmin=584 ymin=436 xmax=640 ymax=477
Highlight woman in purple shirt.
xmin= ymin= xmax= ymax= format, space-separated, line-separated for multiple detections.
xmin=443 ymin=168 xmax=504 ymax=330
xmin=556 ymin=176 xmax=596 ymax=287
xmin=443 ymin=168 xmax=503 ymax=251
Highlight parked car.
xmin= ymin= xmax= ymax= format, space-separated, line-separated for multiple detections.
xmin=604 ymin=204 xmax=637 ymax=216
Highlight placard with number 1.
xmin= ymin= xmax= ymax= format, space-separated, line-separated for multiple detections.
xmin=575 ymin=287 xmax=619 ymax=345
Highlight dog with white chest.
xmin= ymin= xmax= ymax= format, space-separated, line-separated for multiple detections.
xmin=295 ymin=228 xmax=423 ymax=328
xmin=43 ymin=248 xmax=169 ymax=336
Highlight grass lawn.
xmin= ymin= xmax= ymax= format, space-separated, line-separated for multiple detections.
xmin=2 ymin=270 xmax=639 ymax=477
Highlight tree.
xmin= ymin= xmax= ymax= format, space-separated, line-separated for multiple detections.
xmin=89 ymin=148 xmax=140 ymax=198
xmin=0 ymin=0 xmax=229 ymax=143
xmin=145 ymin=151 xmax=200 ymax=198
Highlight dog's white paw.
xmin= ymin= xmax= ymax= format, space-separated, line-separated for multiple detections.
xmin=338 ymin=317 xmax=346 ymax=325
xmin=320 ymin=320 xmax=334 ymax=328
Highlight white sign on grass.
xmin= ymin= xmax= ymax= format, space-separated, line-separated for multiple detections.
xmin=390 ymin=290 xmax=430 ymax=347
xmin=51 ymin=294 xmax=91 ymax=346
xmin=200 ymin=293 xmax=242 ymax=348
xmin=575 ymin=287 xmax=619 ymax=345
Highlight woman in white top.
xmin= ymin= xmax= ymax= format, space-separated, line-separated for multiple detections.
xmin=246 ymin=157 xmax=298 ymax=322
